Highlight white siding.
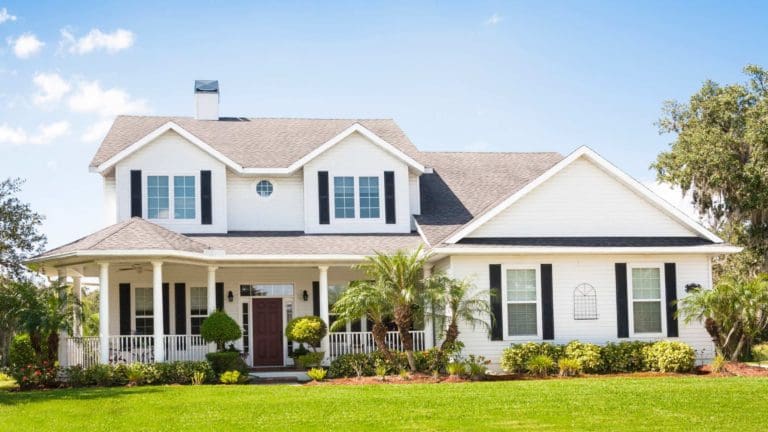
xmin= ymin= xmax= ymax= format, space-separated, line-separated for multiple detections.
xmin=469 ymin=157 xmax=698 ymax=238
xmin=445 ymin=254 xmax=713 ymax=367
xmin=103 ymin=175 xmax=117 ymax=225
xmin=409 ymin=173 xmax=421 ymax=216
xmin=303 ymin=131 xmax=412 ymax=234
xmin=115 ymin=130 xmax=228 ymax=233
xmin=227 ymin=173 xmax=304 ymax=231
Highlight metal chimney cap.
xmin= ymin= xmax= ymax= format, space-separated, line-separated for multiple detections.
xmin=194 ymin=80 xmax=219 ymax=93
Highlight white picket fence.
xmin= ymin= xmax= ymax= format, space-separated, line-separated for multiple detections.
xmin=328 ymin=330 xmax=426 ymax=361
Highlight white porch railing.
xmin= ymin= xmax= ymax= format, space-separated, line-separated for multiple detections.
xmin=164 ymin=335 xmax=214 ymax=362
xmin=64 ymin=336 xmax=100 ymax=368
xmin=108 ymin=335 xmax=154 ymax=364
xmin=63 ymin=335 xmax=214 ymax=366
xmin=328 ymin=330 xmax=426 ymax=361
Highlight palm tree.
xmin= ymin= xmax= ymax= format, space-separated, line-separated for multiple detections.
xmin=356 ymin=246 xmax=430 ymax=371
xmin=330 ymin=280 xmax=394 ymax=361
xmin=427 ymin=274 xmax=493 ymax=352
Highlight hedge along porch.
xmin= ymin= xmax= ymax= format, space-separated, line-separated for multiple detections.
xmin=42 ymin=259 xmax=430 ymax=368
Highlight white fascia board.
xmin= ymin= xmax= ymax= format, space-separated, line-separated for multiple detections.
xmin=27 ymin=249 xmax=370 ymax=264
xmin=432 ymin=244 xmax=742 ymax=255
xmin=96 ymin=122 xmax=244 ymax=174
xmin=284 ymin=123 xmax=425 ymax=174
xmin=445 ymin=146 xmax=723 ymax=244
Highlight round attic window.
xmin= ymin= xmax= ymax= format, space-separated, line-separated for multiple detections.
xmin=256 ymin=180 xmax=274 ymax=197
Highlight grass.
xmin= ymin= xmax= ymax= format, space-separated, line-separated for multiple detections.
xmin=0 ymin=376 xmax=766 ymax=431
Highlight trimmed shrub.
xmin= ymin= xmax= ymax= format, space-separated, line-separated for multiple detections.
xmin=285 ymin=316 xmax=327 ymax=351
xmin=500 ymin=342 xmax=564 ymax=373
xmin=63 ymin=361 xmax=216 ymax=387
xmin=307 ymin=368 xmax=327 ymax=381
xmin=296 ymin=352 xmax=324 ymax=369
xmin=751 ymin=343 xmax=768 ymax=362
xmin=643 ymin=341 xmax=695 ymax=373
xmin=328 ymin=353 xmax=373 ymax=378
xmin=564 ymin=340 xmax=602 ymax=373
xmin=526 ymin=355 xmax=555 ymax=376
xmin=414 ymin=348 xmax=448 ymax=374
xmin=9 ymin=334 xmax=36 ymax=368
xmin=206 ymin=351 xmax=248 ymax=375
xmin=201 ymin=311 xmax=242 ymax=350
xmin=599 ymin=341 xmax=651 ymax=373
xmin=558 ymin=358 xmax=582 ymax=377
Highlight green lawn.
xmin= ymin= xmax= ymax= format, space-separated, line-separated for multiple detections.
xmin=0 ymin=376 xmax=766 ymax=431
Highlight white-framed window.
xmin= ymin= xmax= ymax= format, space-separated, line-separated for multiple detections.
xmin=147 ymin=176 xmax=169 ymax=219
xmin=334 ymin=176 xmax=355 ymax=218
xmin=189 ymin=287 xmax=208 ymax=336
xmin=134 ymin=287 xmax=154 ymax=335
xmin=256 ymin=180 xmax=274 ymax=197
xmin=630 ymin=266 xmax=664 ymax=334
xmin=504 ymin=267 xmax=539 ymax=337
xmin=358 ymin=176 xmax=380 ymax=219
xmin=239 ymin=284 xmax=294 ymax=297
xmin=173 ymin=176 xmax=196 ymax=219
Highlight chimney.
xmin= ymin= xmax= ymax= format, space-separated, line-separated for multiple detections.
xmin=194 ymin=80 xmax=219 ymax=120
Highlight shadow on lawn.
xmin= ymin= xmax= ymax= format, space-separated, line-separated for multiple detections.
xmin=0 ymin=386 xmax=164 ymax=406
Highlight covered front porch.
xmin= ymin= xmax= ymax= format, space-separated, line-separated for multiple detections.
xmin=54 ymin=260 xmax=430 ymax=368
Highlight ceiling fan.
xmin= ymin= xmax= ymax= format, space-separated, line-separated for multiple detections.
xmin=116 ymin=263 xmax=149 ymax=274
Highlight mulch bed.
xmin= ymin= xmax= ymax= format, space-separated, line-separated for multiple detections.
xmin=697 ymin=362 xmax=768 ymax=377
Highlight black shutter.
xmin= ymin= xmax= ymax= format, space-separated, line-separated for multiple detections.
xmin=489 ymin=264 xmax=503 ymax=341
xmin=541 ymin=264 xmax=554 ymax=340
xmin=664 ymin=263 xmax=679 ymax=337
xmin=174 ymin=283 xmax=186 ymax=335
xmin=162 ymin=283 xmax=170 ymax=335
xmin=312 ymin=281 xmax=320 ymax=316
xmin=130 ymin=170 xmax=142 ymax=218
xmin=216 ymin=282 xmax=224 ymax=311
xmin=384 ymin=171 xmax=396 ymax=224
xmin=119 ymin=283 xmax=131 ymax=335
xmin=318 ymin=171 xmax=330 ymax=225
xmin=615 ymin=263 xmax=629 ymax=338
xmin=201 ymin=170 xmax=212 ymax=225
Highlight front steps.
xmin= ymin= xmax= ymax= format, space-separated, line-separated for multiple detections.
xmin=248 ymin=370 xmax=310 ymax=384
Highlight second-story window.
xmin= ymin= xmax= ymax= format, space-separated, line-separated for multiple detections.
xmin=358 ymin=176 xmax=380 ymax=218
xmin=334 ymin=176 xmax=355 ymax=218
xmin=147 ymin=176 xmax=169 ymax=219
xmin=174 ymin=176 xmax=196 ymax=219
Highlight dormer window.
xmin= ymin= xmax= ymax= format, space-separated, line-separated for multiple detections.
xmin=331 ymin=175 xmax=382 ymax=221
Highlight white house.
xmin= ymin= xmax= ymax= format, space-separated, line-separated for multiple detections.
xmin=29 ymin=81 xmax=739 ymax=368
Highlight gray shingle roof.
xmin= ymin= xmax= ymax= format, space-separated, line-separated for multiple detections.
xmin=191 ymin=232 xmax=423 ymax=255
xmin=37 ymin=217 xmax=209 ymax=258
xmin=415 ymin=151 xmax=563 ymax=245
xmin=90 ymin=116 xmax=421 ymax=169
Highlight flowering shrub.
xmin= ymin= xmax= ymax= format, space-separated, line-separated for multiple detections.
xmin=11 ymin=360 xmax=59 ymax=390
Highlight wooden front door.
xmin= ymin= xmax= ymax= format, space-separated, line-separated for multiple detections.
xmin=251 ymin=298 xmax=284 ymax=366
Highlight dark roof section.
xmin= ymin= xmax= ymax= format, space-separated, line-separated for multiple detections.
xmin=190 ymin=231 xmax=424 ymax=255
xmin=457 ymin=237 xmax=715 ymax=247
xmin=415 ymin=151 xmax=563 ymax=245
xmin=91 ymin=116 xmax=421 ymax=169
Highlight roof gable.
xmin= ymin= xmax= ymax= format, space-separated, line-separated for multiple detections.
xmin=444 ymin=146 xmax=722 ymax=244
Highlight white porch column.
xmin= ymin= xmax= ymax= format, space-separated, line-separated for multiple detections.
xmin=207 ymin=266 xmax=218 ymax=314
xmin=72 ymin=276 xmax=82 ymax=337
xmin=423 ymin=263 xmax=435 ymax=349
xmin=56 ymin=268 xmax=69 ymax=365
xmin=318 ymin=265 xmax=330 ymax=355
xmin=151 ymin=261 xmax=165 ymax=362
xmin=98 ymin=262 xmax=110 ymax=364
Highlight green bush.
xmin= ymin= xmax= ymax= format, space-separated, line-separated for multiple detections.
xmin=465 ymin=354 xmax=490 ymax=380
xmin=751 ymin=343 xmax=768 ymax=362
xmin=219 ymin=370 xmax=246 ymax=384
xmin=526 ymin=355 xmax=555 ymax=376
xmin=63 ymin=361 xmax=216 ymax=387
xmin=307 ymin=368 xmax=327 ymax=381
xmin=285 ymin=316 xmax=327 ymax=351
xmin=643 ymin=341 xmax=695 ymax=373
xmin=9 ymin=334 xmax=36 ymax=368
xmin=500 ymin=342 xmax=564 ymax=373
xmin=558 ymin=358 xmax=582 ymax=377
xmin=85 ymin=364 xmax=115 ymax=387
xmin=206 ymin=351 xmax=248 ymax=375
xmin=599 ymin=341 xmax=651 ymax=373
xmin=564 ymin=341 xmax=602 ymax=373
xmin=201 ymin=311 xmax=242 ymax=350
xmin=711 ymin=354 xmax=727 ymax=373
xmin=328 ymin=353 xmax=372 ymax=378
xmin=66 ymin=365 xmax=88 ymax=387
xmin=126 ymin=363 xmax=146 ymax=386
xmin=414 ymin=348 xmax=447 ymax=374
xmin=296 ymin=352 xmax=324 ymax=369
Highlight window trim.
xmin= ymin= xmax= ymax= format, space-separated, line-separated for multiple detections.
xmin=358 ymin=176 xmax=381 ymax=219
xmin=255 ymin=179 xmax=275 ymax=199
xmin=628 ymin=263 xmax=667 ymax=337
xmin=188 ymin=286 xmax=208 ymax=337
xmin=330 ymin=174 xmax=384 ymax=222
xmin=143 ymin=171 xmax=200 ymax=224
xmin=501 ymin=264 xmax=542 ymax=341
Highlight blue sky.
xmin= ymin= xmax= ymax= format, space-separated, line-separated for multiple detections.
xmin=1 ymin=1 xmax=766 ymax=248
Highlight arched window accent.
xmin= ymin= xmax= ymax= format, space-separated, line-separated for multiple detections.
xmin=573 ymin=283 xmax=598 ymax=320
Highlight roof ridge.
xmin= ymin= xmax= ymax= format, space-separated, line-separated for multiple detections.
xmin=421 ymin=151 xmax=562 ymax=155
xmin=115 ymin=115 xmax=396 ymax=121
xmin=85 ymin=218 xmax=140 ymax=250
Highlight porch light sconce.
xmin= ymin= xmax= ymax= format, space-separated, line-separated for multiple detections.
xmin=302 ymin=290 xmax=309 ymax=301
xmin=685 ymin=283 xmax=702 ymax=293
xmin=227 ymin=291 xmax=234 ymax=303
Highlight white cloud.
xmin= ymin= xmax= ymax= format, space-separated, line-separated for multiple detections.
xmin=81 ymin=119 xmax=113 ymax=142
xmin=0 ymin=121 xmax=71 ymax=146
xmin=60 ymin=28 xmax=135 ymax=55
xmin=0 ymin=8 xmax=17 ymax=24
xmin=10 ymin=33 xmax=44 ymax=58
xmin=33 ymin=73 xmax=72 ymax=106
xmin=68 ymin=80 xmax=150 ymax=117
xmin=485 ymin=13 xmax=503 ymax=26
